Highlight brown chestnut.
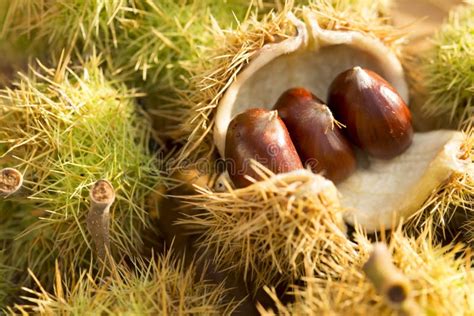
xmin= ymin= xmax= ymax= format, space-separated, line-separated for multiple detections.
xmin=274 ymin=88 xmax=357 ymax=183
xmin=327 ymin=67 xmax=413 ymax=159
xmin=225 ymin=108 xmax=303 ymax=188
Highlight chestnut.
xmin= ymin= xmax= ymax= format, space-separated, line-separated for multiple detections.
xmin=225 ymin=108 xmax=303 ymax=188
xmin=274 ymin=88 xmax=357 ymax=183
xmin=327 ymin=67 xmax=413 ymax=159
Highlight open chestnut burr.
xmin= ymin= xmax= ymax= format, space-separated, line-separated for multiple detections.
xmin=274 ymin=88 xmax=356 ymax=183
xmin=225 ymin=108 xmax=303 ymax=188
xmin=328 ymin=66 xmax=413 ymax=159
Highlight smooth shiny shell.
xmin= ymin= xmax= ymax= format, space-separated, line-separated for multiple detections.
xmin=225 ymin=108 xmax=303 ymax=188
xmin=274 ymin=88 xmax=357 ymax=183
xmin=328 ymin=67 xmax=413 ymax=159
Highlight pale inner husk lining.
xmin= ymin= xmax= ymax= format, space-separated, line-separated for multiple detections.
xmin=233 ymin=44 xmax=391 ymax=122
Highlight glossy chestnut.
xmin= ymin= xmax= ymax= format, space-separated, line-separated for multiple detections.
xmin=327 ymin=67 xmax=413 ymax=159
xmin=225 ymin=108 xmax=303 ymax=188
xmin=274 ymin=88 xmax=357 ymax=183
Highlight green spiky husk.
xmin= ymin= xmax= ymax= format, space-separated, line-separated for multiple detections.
xmin=420 ymin=2 xmax=474 ymax=126
xmin=0 ymin=249 xmax=15 ymax=307
xmin=0 ymin=57 xmax=162 ymax=287
xmin=8 ymin=252 xmax=237 ymax=315
xmin=0 ymin=0 xmax=273 ymax=92
xmin=1 ymin=1 xmax=131 ymax=58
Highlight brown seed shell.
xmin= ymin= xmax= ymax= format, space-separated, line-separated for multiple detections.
xmin=328 ymin=67 xmax=413 ymax=159
xmin=274 ymin=88 xmax=356 ymax=183
xmin=225 ymin=108 xmax=303 ymax=188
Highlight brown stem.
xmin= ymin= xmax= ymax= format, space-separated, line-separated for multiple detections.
xmin=363 ymin=243 xmax=420 ymax=314
xmin=86 ymin=180 xmax=115 ymax=266
xmin=0 ymin=168 xmax=23 ymax=197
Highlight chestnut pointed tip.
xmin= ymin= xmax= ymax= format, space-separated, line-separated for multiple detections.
xmin=268 ymin=110 xmax=278 ymax=121
xmin=350 ymin=66 xmax=373 ymax=89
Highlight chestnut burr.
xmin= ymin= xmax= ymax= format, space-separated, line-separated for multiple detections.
xmin=328 ymin=67 xmax=413 ymax=159
xmin=274 ymin=88 xmax=357 ymax=183
xmin=225 ymin=108 xmax=303 ymax=188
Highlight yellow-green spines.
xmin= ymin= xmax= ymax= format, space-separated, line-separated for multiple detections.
xmin=262 ymin=229 xmax=474 ymax=315
xmin=0 ymin=250 xmax=14 ymax=307
xmin=174 ymin=1 xmax=402 ymax=167
xmin=0 ymin=59 xmax=162 ymax=281
xmin=180 ymin=169 xmax=353 ymax=291
xmin=10 ymin=253 xmax=236 ymax=315
xmin=421 ymin=2 xmax=474 ymax=125
xmin=0 ymin=0 xmax=260 ymax=91
xmin=108 ymin=0 xmax=256 ymax=90
xmin=1 ymin=1 xmax=131 ymax=56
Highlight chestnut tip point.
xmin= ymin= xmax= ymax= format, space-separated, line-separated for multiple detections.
xmin=350 ymin=66 xmax=373 ymax=89
xmin=268 ymin=110 xmax=278 ymax=121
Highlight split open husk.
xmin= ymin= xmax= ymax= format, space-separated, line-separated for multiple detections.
xmin=214 ymin=11 xmax=408 ymax=157
xmin=213 ymin=11 xmax=471 ymax=232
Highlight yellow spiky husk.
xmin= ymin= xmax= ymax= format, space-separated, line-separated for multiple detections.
xmin=260 ymin=227 xmax=474 ymax=315
xmin=179 ymin=165 xmax=354 ymax=291
xmin=8 ymin=252 xmax=238 ymax=315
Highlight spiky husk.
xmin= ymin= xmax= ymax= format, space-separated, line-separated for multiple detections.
xmin=107 ymin=0 xmax=259 ymax=89
xmin=0 ymin=249 xmax=15 ymax=307
xmin=419 ymin=2 xmax=474 ymax=126
xmin=179 ymin=167 xmax=354 ymax=291
xmin=0 ymin=1 xmax=131 ymax=58
xmin=107 ymin=0 xmax=263 ymax=139
xmin=8 ymin=252 xmax=237 ymax=315
xmin=112 ymin=0 xmax=394 ymax=91
xmin=0 ymin=1 xmax=274 ymax=91
xmin=0 ymin=57 xmax=162 ymax=285
xmin=260 ymin=228 xmax=474 ymax=315
xmin=405 ymin=127 xmax=473 ymax=243
xmin=0 ymin=199 xmax=55 ymax=305
xmin=173 ymin=1 xmax=403 ymax=168
xmin=466 ymin=212 xmax=474 ymax=247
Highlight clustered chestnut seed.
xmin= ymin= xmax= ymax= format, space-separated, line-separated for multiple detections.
xmin=274 ymin=88 xmax=356 ymax=184
xmin=225 ymin=67 xmax=414 ymax=188
xmin=225 ymin=108 xmax=303 ymax=188
xmin=328 ymin=67 xmax=413 ymax=159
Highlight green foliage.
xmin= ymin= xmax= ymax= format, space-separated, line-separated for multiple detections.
xmin=421 ymin=3 xmax=474 ymax=125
